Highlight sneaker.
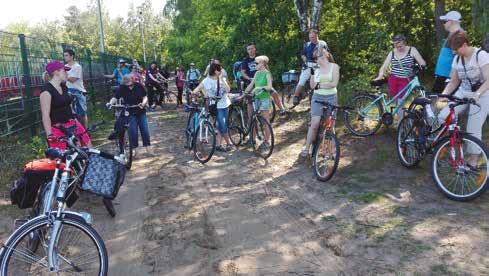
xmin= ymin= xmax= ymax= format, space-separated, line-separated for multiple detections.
xmin=132 ymin=148 xmax=137 ymax=157
xmin=216 ymin=145 xmax=226 ymax=152
xmin=108 ymin=131 xmax=117 ymax=141
xmin=279 ymin=110 xmax=288 ymax=116
xmin=224 ymin=144 xmax=233 ymax=152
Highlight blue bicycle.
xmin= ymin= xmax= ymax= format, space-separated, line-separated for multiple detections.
xmin=344 ymin=65 xmax=426 ymax=136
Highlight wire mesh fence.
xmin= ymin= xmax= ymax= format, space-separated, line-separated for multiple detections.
xmin=0 ymin=31 xmax=134 ymax=140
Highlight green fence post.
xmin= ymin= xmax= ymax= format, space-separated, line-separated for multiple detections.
xmin=18 ymin=34 xmax=36 ymax=137
xmin=86 ymin=49 xmax=96 ymax=107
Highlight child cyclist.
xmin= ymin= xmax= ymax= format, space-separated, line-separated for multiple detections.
xmin=245 ymin=55 xmax=273 ymax=150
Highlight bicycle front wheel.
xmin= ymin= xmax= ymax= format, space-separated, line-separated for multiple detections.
xmin=117 ymin=128 xmax=133 ymax=170
xmin=313 ymin=131 xmax=340 ymax=182
xmin=193 ymin=121 xmax=216 ymax=164
xmin=228 ymin=126 xmax=243 ymax=146
xmin=343 ymin=93 xmax=383 ymax=136
xmin=396 ymin=116 xmax=423 ymax=168
xmin=251 ymin=116 xmax=274 ymax=159
xmin=431 ymin=134 xmax=489 ymax=201
xmin=0 ymin=214 xmax=108 ymax=275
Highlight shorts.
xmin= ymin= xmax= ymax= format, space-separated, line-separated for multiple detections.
xmin=68 ymin=88 xmax=87 ymax=117
xmin=387 ymin=74 xmax=410 ymax=98
xmin=255 ymin=98 xmax=271 ymax=111
xmin=298 ymin=68 xmax=312 ymax=86
xmin=311 ymin=93 xmax=337 ymax=117
xmin=216 ymin=108 xmax=229 ymax=134
xmin=49 ymin=119 xmax=91 ymax=150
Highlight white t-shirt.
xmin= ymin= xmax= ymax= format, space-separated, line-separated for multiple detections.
xmin=452 ymin=48 xmax=489 ymax=92
xmin=66 ymin=62 xmax=86 ymax=92
xmin=202 ymin=77 xmax=231 ymax=109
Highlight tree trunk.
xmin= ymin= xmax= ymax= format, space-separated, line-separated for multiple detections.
xmin=434 ymin=0 xmax=445 ymax=44
xmin=294 ymin=0 xmax=325 ymax=41
xmin=472 ymin=0 xmax=489 ymax=51
xmin=310 ymin=0 xmax=325 ymax=31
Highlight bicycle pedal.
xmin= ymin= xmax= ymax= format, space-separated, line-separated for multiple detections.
xmin=14 ymin=219 xmax=28 ymax=229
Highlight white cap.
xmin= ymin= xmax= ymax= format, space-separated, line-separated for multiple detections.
xmin=440 ymin=11 xmax=462 ymax=22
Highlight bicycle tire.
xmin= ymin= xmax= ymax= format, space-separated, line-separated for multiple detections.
xmin=117 ymin=129 xmax=133 ymax=170
xmin=251 ymin=116 xmax=274 ymax=159
xmin=270 ymin=100 xmax=276 ymax=123
xmin=431 ymin=134 xmax=489 ymax=202
xmin=396 ymin=116 xmax=423 ymax=168
xmin=281 ymin=86 xmax=294 ymax=109
xmin=102 ymin=198 xmax=116 ymax=217
xmin=228 ymin=126 xmax=243 ymax=146
xmin=313 ymin=131 xmax=340 ymax=182
xmin=343 ymin=93 xmax=384 ymax=137
xmin=228 ymin=106 xmax=243 ymax=128
xmin=166 ymin=91 xmax=177 ymax=104
xmin=193 ymin=121 xmax=216 ymax=164
xmin=0 ymin=213 xmax=108 ymax=276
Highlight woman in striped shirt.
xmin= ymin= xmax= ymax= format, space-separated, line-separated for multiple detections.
xmin=374 ymin=34 xmax=426 ymax=98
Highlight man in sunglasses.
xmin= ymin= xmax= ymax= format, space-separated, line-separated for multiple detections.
xmin=433 ymin=10 xmax=464 ymax=94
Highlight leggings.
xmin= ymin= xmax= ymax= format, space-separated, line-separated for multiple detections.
xmin=177 ymin=86 xmax=184 ymax=105
xmin=437 ymin=90 xmax=489 ymax=154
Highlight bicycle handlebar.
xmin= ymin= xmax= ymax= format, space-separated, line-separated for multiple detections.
xmin=438 ymin=94 xmax=479 ymax=108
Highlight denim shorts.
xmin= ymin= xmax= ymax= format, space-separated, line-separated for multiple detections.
xmin=68 ymin=88 xmax=87 ymax=117
xmin=311 ymin=93 xmax=337 ymax=117
xmin=216 ymin=108 xmax=229 ymax=134
xmin=254 ymin=98 xmax=271 ymax=111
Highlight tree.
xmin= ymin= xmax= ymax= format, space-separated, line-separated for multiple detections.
xmin=434 ymin=0 xmax=446 ymax=43
xmin=473 ymin=0 xmax=489 ymax=50
xmin=293 ymin=0 xmax=325 ymax=39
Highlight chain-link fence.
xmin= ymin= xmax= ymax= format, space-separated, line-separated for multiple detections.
xmin=0 ymin=31 xmax=134 ymax=139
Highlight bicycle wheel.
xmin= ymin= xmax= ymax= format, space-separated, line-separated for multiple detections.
xmin=228 ymin=106 xmax=242 ymax=128
xmin=251 ymin=116 xmax=274 ymax=159
xmin=396 ymin=116 xmax=423 ymax=167
xmin=102 ymin=198 xmax=116 ymax=217
xmin=431 ymin=134 xmax=489 ymax=201
xmin=228 ymin=126 xmax=243 ymax=146
xmin=270 ymin=100 xmax=276 ymax=123
xmin=166 ymin=91 xmax=177 ymax=103
xmin=313 ymin=131 xmax=340 ymax=182
xmin=343 ymin=93 xmax=383 ymax=136
xmin=193 ymin=121 xmax=216 ymax=164
xmin=281 ymin=86 xmax=294 ymax=109
xmin=117 ymin=128 xmax=133 ymax=170
xmin=0 ymin=213 xmax=108 ymax=275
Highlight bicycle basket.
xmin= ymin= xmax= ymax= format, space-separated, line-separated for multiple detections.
xmin=281 ymin=71 xmax=299 ymax=85
xmin=81 ymin=154 xmax=126 ymax=199
xmin=10 ymin=159 xmax=58 ymax=209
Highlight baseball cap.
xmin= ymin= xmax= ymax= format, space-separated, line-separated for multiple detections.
xmin=118 ymin=59 xmax=126 ymax=63
xmin=440 ymin=11 xmax=461 ymax=22
xmin=190 ymin=62 xmax=195 ymax=66
xmin=45 ymin=61 xmax=70 ymax=75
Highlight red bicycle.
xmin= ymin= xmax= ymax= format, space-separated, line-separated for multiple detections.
xmin=397 ymin=94 xmax=489 ymax=201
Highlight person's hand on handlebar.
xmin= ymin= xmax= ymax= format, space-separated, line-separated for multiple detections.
xmin=47 ymin=134 xmax=58 ymax=143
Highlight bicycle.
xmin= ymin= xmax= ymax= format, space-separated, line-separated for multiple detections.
xmin=185 ymin=80 xmax=199 ymax=104
xmin=107 ymin=101 xmax=138 ymax=170
xmin=0 ymin=129 xmax=124 ymax=275
xmin=233 ymin=79 xmax=277 ymax=123
xmin=310 ymin=101 xmax=351 ymax=182
xmin=228 ymin=91 xmax=274 ymax=159
xmin=158 ymin=77 xmax=177 ymax=105
xmin=396 ymin=94 xmax=489 ymax=201
xmin=282 ymin=64 xmax=317 ymax=109
xmin=344 ymin=65 xmax=426 ymax=136
xmin=184 ymin=99 xmax=217 ymax=164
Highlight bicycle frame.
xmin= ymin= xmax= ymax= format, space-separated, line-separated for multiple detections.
xmin=361 ymin=76 xmax=424 ymax=117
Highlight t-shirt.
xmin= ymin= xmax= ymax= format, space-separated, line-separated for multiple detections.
xmin=41 ymin=82 xmax=74 ymax=124
xmin=452 ymin=48 xmax=489 ymax=92
xmin=115 ymin=83 xmax=147 ymax=115
xmin=435 ymin=39 xmax=455 ymax=77
xmin=130 ymin=72 xmax=142 ymax=84
xmin=302 ymin=40 xmax=328 ymax=62
xmin=113 ymin=67 xmax=130 ymax=85
xmin=202 ymin=77 xmax=231 ymax=109
xmin=241 ymin=56 xmax=257 ymax=78
xmin=66 ymin=62 xmax=86 ymax=93
xmin=146 ymin=68 xmax=160 ymax=85
xmin=313 ymin=66 xmax=337 ymax=96
xmin=187 ymin=69 xmax=201 ymax=81
xmin=253 ymin=70 xmax=271 ymax=100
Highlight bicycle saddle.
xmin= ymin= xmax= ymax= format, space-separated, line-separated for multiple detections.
xmin=412 ymin=97 xmax=432 ymax=106
xmin=370 ymin=79 xmax=387 ymax=87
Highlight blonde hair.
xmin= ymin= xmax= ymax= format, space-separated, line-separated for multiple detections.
xmin=255 ymin=55 xmax=270 ymax=69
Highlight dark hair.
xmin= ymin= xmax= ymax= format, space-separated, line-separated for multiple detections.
xmin=246 ymin=42 xmax=256 ymax=48
xmin=448 ymin=30 xmax=469 ymax=50
xmin=392 ymin=34 xmax=407 ymax=43
xmin=149 ymin=61 xmax=158 ymax=68
xmin=63 ymin=49 xmax=75 ymax=58
xmin=208 ymin=63 xmax=222 ymax=76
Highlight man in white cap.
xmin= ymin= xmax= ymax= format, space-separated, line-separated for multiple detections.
xmin=432 ymin=11 xmax=463 ymax=94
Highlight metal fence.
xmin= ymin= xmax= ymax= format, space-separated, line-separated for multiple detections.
xmin=0 ymin=31 xmax=134 ymax=139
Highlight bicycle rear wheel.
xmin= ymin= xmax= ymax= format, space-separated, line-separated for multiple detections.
xmin=343 ymin=93 xmax=383 ymax=136
xmin=270 ymin=100 xmax=276 ymax=123
xmin=228 ymin=126 xmax=243 ymax=146
xmin=431 ymin=134 xmax=489 ymax=201
xmin=281 ymin=86 xmax=294 ymax=109
xmin=0 ymin=214 xmax=108 ymax=275
xmin=251 ymin=116 xmax=274 ymax=159
xmin=313 ymin=131 xmax=340 ymax=182
xmin=193 ymin=121 xmax=216 ymax=164
xmin=396 ymin=116 xmax=423 ymax=167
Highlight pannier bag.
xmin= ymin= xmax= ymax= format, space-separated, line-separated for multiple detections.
xmin=10 ymin=159 xmax=57 ymax=209
xmin=81 ymin=153 xmax=126 ymax=199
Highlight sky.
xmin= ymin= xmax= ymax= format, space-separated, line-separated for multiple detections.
xmin=0 ymin=0 xmax=167 ymax=29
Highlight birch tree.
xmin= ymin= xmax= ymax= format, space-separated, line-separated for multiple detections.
xmin=293 ymin=0 xmax=325 ymax=40
xmin=473 ymin=0 xmax=489 ymax=50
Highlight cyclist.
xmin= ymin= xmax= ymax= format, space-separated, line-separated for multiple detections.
xmin=40 ymin=61 xmax=92 ymax=149
xmin=109 ymin=75 xmax=151 ymax=156
xmin=186 ymin=62 xmax=201 ymax=90
xmin=241 ymin=42 xmax=287 ymax=115
xmin=104 ymin=59 xmax=130 ymax=86
xmin=176 ymin=66 xmax=186 ymax=107
xmin=63 ymin=49 xmax=89 ymax=128
xmin=146 ymin=61 xmax=167 ymax=110
xmin=245 ymin=55 xmax=273 ymax=150
xmin=299 ymin=47 xmax=340 ymax=158
xmin=130 ymin=65 xmax=144 ymax=85
xmin=192 ymin=63 xmax=233 ymax=152
xmin=438 ymin=31 xmax=489 ymax=164
xmin=292 ymin=29 xmax=328 ymax=106
xmin=433 ymin=11 xmax=464 ymax=94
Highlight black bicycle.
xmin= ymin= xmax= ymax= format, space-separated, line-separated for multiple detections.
xmin=228 ymin=91 xmax=274 ymax=159
xmin=107 ymin=101 xmax=137 ymax=170
xmin=184 ymin=100 xmax=217 ymax=163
